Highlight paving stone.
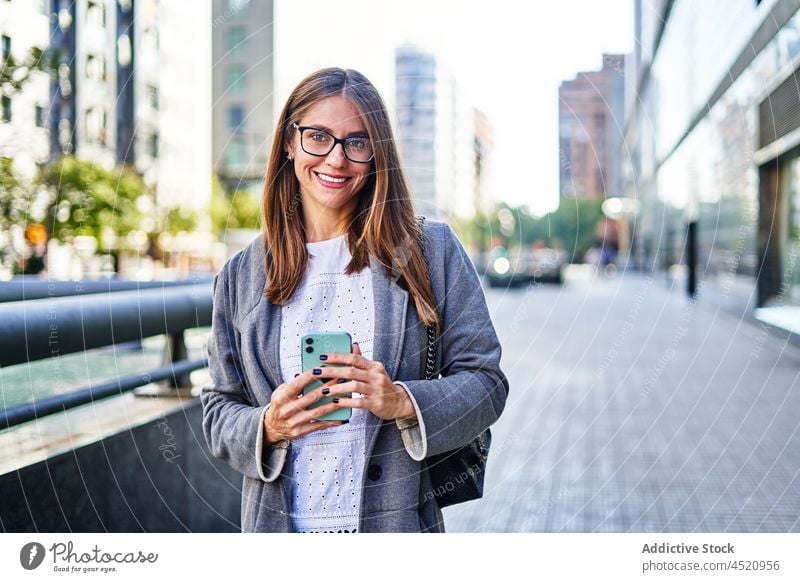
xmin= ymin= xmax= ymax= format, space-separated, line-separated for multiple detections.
xmin=443 ymin=274 xmax=800 ymax=532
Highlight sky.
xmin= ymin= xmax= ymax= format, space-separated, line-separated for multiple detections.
xmin=274 ymin=0 xmax=634 ymax=216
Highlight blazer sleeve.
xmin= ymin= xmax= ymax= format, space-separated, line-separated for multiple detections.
xmin=200 ymin=264 xmax=287 ymax=482
xmin=396 ymin=223 xmax=509 ymax=458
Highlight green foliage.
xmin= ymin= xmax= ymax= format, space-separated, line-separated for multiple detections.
xmin=160 ymin=205 xmax=199 ymax=235
xmin=38 ymin=156 xmax=145 ymax=246
xmin=0 ymin=46 xmax=57 ymax=98
xmin=0 ymin=157 xmax=29 ymax=271
xmin=210 ymin=175 xmax=260 ymax=235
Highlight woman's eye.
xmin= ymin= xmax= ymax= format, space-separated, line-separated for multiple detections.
xmin=309 ymin=132 xmax=330 ymax=143
xmin=348 ymin=138 xmax=368 ymax=151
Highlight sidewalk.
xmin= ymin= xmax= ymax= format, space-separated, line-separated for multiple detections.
xmin=443 ymin=271 xmax=800 ymax=532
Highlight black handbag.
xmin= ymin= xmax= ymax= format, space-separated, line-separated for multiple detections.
xmin=416 ymin=216 xmax=492 ymax=508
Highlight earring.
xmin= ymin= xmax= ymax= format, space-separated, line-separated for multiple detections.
xmin=287 ymin=152 xmax=294 ymax=161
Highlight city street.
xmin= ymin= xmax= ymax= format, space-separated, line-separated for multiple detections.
xmin=444 ymin=270 xmax=800 ymax=532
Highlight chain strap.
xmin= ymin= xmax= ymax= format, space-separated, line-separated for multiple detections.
xmin=417 ymin=216 xmax=437 ymax=381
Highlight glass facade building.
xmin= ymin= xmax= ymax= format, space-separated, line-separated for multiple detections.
xmin=624 ymin=0 xmax=800 ymax=321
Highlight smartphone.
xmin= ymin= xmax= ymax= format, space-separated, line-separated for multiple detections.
xmin=300 ymin=331 xmax=353 ymax=421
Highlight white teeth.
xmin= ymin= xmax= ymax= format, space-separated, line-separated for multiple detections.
xmin=317 ymin=173 xmax=347 ymax=183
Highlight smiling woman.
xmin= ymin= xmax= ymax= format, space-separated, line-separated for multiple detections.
xmin=286 ymin=97 xmax=373 ymax=237
xmin=201 ymin=68 xmax=508 ymax=533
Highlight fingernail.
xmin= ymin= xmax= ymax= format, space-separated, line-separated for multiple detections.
xmin=319 ymin=354 xmax=328 ymax=361
xmin=313 ymin=368 xmax=322 ymax=375
xmin=353 ymin=342 xmax=359 ymax=347
xmin=322 ymin=388 xmax=330 ymax=395
xmin=340 ymin=420 xmax=349 ymax=425
xmin=337 ymin=379 xmax=347 ymax=384
xmin=332 ymin=398 xmax=339 ymax=403
xmin=294 ymin=373 xmax=299 ymax=378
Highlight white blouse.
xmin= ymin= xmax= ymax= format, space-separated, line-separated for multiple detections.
xmin=278 ymin=234 xmax=374 ymax=533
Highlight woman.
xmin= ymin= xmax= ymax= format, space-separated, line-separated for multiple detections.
xmin=201 ymin=68 xmax=508 ymax=533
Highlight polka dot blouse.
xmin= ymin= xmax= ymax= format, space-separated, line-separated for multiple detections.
xmin=279 ymin=233 xmax=374 ymax=533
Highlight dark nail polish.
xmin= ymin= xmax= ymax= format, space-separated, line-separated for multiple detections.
xmin=319 ymin=354 xmax=328 ymax=360
xmin=322 ymin=388 xmax=330 ymax=395
xmin=294 ymin=373 xmax=299 ymax=377
xmin=332 ymin=398 xmax=339 ymax=403
xmin=353 ymin=342 xmax=359 ymax=347
xmin=340 ymin=420 xmax=349 ymax=425
xmin=337 ymin=379 xmax=347 ymax=384
xmin=313 ymin=368 xmax=322 ymax=375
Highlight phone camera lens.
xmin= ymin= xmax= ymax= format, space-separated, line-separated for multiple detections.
xmin=305 ymin=346 xmax=314 ymax=353
xmin=305 ymin=338 xmax=313 ymax=345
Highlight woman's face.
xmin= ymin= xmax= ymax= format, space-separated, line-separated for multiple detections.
xmin=288 ymin=95 xmax=372 ymax=221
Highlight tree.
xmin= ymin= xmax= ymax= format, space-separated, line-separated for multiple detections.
xmin=210 ymin=174 xmax=260 ymax=236
xmin=0 ymin=46 xmax=56 ymax=98
xmin=0 ymin=157 xmax=29 ymax=273
xmin=38 ymin=156 xmax=145 ymax=248
xmin=457 ymin=198 xmax=606 ymax=263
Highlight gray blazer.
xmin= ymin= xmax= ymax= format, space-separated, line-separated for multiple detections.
xmin=201 ymin=219 xmax=508 ymax=532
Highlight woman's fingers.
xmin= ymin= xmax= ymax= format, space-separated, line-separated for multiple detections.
xmin=287 ymin=376 xmax=338 ymax=409
xmin=306 ymin=364 xmax=372 ymax=384
xmin=274 ymin=369 xmax=325 ymax=403
xmin=317 ymin=350 xmax=376 ymax=371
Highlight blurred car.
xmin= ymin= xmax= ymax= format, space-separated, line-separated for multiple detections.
xmin=483 ymin=245 xmax=566 ymax=287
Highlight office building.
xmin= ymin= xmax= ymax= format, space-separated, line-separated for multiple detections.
xmin=395 ymin=44 xmax=484 ymax=219
xmin=559 ymin=53 xmax=625 ymax=199
xmin=0 ymin=0 xmax=50 ymax=181
xmin=47 ymin=0 xmax=212 ymax=209
xmin=623 ymin=0 xmax=800 ymax=328
xmin=212 ymin=0 xmax=273 ymax=191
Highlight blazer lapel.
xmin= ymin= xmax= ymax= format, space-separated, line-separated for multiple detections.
xmin=364 ymin=254 xmax=409 ymax=453
xmin=368 ymin=254 xmax=408 ymax=382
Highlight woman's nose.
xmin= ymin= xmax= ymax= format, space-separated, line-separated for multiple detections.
xmin=325 ymin=142 xmax=348 ymax=166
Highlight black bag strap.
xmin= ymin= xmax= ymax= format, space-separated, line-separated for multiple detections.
xmin=416 ymin=216 xmax=437 ymax=381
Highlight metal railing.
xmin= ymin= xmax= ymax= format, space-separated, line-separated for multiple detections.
xmin=0 ymin=281 xmax=213 ymax=430
xmin=0 ymin=277 xmax=213 ymax=302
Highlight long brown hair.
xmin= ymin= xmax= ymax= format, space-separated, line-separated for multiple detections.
xmin=261 ymin=68 xmax=440 ymax=330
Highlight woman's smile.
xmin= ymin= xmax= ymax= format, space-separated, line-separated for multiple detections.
xmin=314 ymin=171 xmax=353 ymax=188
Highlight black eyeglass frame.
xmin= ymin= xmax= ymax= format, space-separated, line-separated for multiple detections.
xmin=291 ymin=123 xmax=375 ymax=163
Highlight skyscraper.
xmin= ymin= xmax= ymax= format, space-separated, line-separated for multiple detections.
xmin=46 ymin=0 xmax=212 ymax=209
xmin=211 ymin=0 xmax=273 ymax=191
xmin=559 ymin=53 xmax=625 ymax=199
xmin=395 ymin=44 xmax=484 ymax=219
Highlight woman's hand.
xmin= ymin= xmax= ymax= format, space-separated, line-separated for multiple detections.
xmin=312 ymin=343 xmax=417 ymax=422
xmin=263 ymin=372 xmax=347 ymax=445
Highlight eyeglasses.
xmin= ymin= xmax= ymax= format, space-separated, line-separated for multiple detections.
xmin=292 ymin=123 xmax=374 ymax=163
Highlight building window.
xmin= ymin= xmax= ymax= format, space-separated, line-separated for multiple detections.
xmin=226 ymin=140 xmax=247 ymax=166
xmin=35 ymin=105 xmax=45 ymax=127
xmin=1 ymin=96 xmax=10 ymax=122
xmin=86 ymin=0 xmax=105 ymax=28
xmin=148 ymin=85 xmax=159 ymax=110
xmin=2 ymin=36 xmax=10 ymax=61
xmin=149 ymin=133 xmax=159 ymax=158
xmin=226 ymin=65 xmax=246 ymax=93
xmin=226 ymin=0 xmax=251 ymax=13
xmin=229 ymin=105 xmax=244 ymax=132
xmin=225 ymin=27 xmax=246 ymax=55
xmin=143 ymin=27 xmax=159 ymax=53
xmin=86 ymin=54 xmax=106 ymax=81
xmin=85 ymin=107 xmax=106 ymax=143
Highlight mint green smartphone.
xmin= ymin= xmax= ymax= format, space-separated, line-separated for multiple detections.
xmin=301 ymin=331 xmax=352 ymax=421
